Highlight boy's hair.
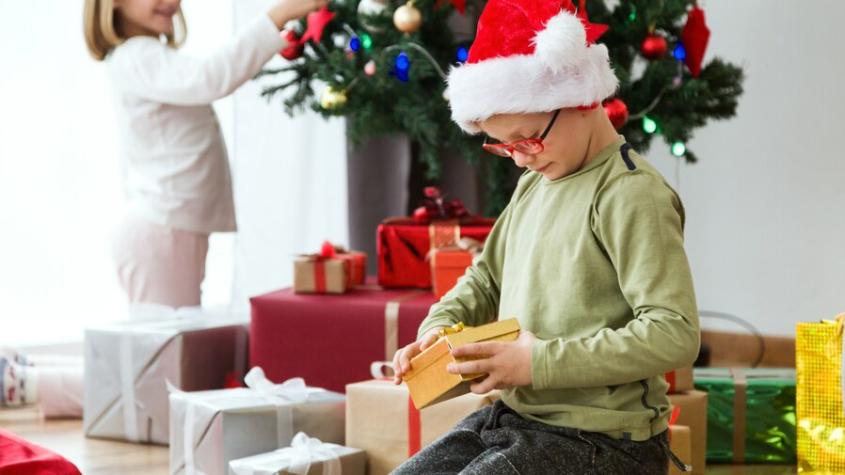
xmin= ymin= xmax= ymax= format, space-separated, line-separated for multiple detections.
xmin=83 ymin=0 xmax=187 ymax=61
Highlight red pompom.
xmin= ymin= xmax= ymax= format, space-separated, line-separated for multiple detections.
xmin=279 ymin=30 xmax=304 ymax=60
xmin=603 ymin=98 xmax=629 ymax=130
xmin=423 ymin=186 xmax=441 ymax=199
xmin=320 ymin=241 xmax=336 ymax=258
xmin=641 ymin=34 xmax=668 ymax=60
xmin=413 ymin=206 xmax=430 ymax=223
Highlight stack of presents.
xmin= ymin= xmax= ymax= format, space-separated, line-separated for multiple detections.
xmin=49 ymin=189 xmax=845 ymax=473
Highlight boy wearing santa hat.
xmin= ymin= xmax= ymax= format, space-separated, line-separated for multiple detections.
xmin=392 ymin=0 xmax=699 ymax=473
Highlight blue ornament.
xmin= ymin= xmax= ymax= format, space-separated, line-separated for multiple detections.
xmin=456 ymin=46 xmax=468 ymax=63
xmin=349 ymin=37 xmax=361 ymax=52
xmin=673 ymin=43 xmax=687 ymax=61
xmin=395 ymin=52 xmax=410 ymax=71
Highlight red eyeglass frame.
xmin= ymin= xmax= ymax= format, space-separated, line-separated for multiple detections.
xmin=482 ymin=109 xmax=561 ymax=158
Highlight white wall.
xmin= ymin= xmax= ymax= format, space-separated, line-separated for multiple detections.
xmin=648 ymin=1 xmax=845 ymax=336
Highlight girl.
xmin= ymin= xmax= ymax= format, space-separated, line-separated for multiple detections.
xmin=392 ymin=0 xmax=699 ymax=473
xmin=83 ymin=0 xmax=326 ymax=306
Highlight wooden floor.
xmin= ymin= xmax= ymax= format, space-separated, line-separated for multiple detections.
xmin=1 ymin=407 xmax=796 ymax=474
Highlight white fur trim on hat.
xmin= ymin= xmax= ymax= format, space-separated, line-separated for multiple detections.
xmin=446 ymin=44 xmax=618 ymax=134
xmin=533 ymin=11 xmax=588 ymax=72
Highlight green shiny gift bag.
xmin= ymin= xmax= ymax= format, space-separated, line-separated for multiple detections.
xmin=694 ymin=368 xmax=796 ymax=464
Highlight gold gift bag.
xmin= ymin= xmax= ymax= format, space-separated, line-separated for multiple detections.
xmin=796 ymin=314 xmax=845 ymax=473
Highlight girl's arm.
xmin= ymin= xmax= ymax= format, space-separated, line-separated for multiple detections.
xmin=112 ymin=0 xmax=326 ymax=106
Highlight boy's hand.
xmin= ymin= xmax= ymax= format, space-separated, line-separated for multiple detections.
xmin=268 ymin=0 xmax=329 ymax=29
xmin=446 ymin=330 xmax=537 ymax=393
xmin=392 ymin=326 xmax=446 ymax=385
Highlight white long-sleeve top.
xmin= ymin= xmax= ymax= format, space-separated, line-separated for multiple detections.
xmin=107 ymin=15 xmax=286 ymax=233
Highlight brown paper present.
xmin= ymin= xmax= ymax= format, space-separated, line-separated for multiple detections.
xmin=346 ymin=379 xmax=497 ymax=475
xmin=669 ymin=390 xmax=708 ymax=475
xmin=668 ymin=425 xmax=692 ymax=475
xmin=293 ymin=257 xmax=348 ymax=294
xmin=666 ymin=366 xmax=694 ymax=394
xmin=403 ymin=319 xmax=519 ymax=409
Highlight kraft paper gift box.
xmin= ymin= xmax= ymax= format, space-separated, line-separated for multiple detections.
xmin=228 ymin=433 xmax=365 ymax=475
xmin=693 ymin=367 xmax=796 ymax=464
xmin=669 ymin=390 xmax=709 ymax=475
xmin=346 ymin=378 xmax=498 ymax=475
xmin=666 ymin=366 xmax=694 ymax=394
xmin=293 ymin=256 xmax=349 ymax=294
xmin=83 ymin=309 xmax=248 ymax=444
xmin=668 ymin=425 xmax=692 ymax=475
xmin=403 ymin=319 xmax=520 ymax=409
xmin=796 ymin=314 xmax=845 ymax=473
xmin=170 ymin=368 xmax=345 ymax=475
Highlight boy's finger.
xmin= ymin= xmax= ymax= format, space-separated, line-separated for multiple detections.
xmin=451 ymin=341 xmax=501 ymax=358
xmin=419 ymin=333 xmax=437 ymax=351
xmin=446 ymin=359 xmax=491 ymax=375
xmin=470 ymin=376 xmax=497 ymax=394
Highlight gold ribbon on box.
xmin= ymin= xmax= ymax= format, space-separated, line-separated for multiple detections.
xmin=428 ymin=220 xmax=460 ymax=251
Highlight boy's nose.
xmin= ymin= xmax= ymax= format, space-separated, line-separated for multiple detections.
xmin=511 ymin=151 xmax=535 ymax=168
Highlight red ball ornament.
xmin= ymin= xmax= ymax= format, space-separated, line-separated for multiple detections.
xmin=279 ymin=30 xmax=304 ymax=60
xmin=641 ymin=34 xmax=668 ymax=60
xmin=413 ymin=206 xmax=430 ymax=223
xmin=603 ymin=98 xmax=629 ymax=130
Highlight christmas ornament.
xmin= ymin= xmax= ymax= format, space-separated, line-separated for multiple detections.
xmin=278 ymin=29 xmax=303 ymax=60
xmin=393 ymin=1 xmax=422 ymax=34
xmin=682 ymin=6 xmax=710 ymax=77
xmin=641 ymin=33 xmax=668 ymax=59
xmin=576 ymin=0 xmax=608 ymax=44
xmin=320 ymin=86 xmax=347 ymax=110
xmin=412 ymin=206 xmax=430 ymax=223
xmin=642 ymin=116 xmax=658 ymax=134
xmin=300 ymin=6 xmax=336 ymax=44
xmin=364 ymin=60 xmax=377 ymax=76
xmin=603 ymin=98 xmax=629 ymax=130
xmin=357 ymin=0 xmax=387 ymax=32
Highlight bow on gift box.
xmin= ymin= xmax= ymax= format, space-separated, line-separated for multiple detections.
xmin=413 ymin=187 xmax=470 ymax=224
xmin=229 ymin=432 xmax=344 ymax=475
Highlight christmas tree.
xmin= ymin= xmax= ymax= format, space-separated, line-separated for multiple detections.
xmin=259 ymin=0 xmax=744 ymax=215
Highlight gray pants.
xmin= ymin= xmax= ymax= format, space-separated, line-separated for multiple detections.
xmin=392 ymin=400 xmax=673 ymax=475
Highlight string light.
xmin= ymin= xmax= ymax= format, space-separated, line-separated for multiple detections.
xmin=642 ymin=116 xmax=658 ymax=134
xmin=394 ymin=52 xmax=411 ymax=82
xmin=361 ymin=33 xmax=373 ymax=50
xmin=456 ymin=46 xmax=468 ymax=63
xmin=349 ymin=37 xmax=361 ymax=52
xmin=671 ymin=141 xmax=687 ymax=157
xmin=673 ymin=43 xmax=687 ymax=61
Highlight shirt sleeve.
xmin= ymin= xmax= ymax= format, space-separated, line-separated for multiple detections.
xmin=531 ymin=171 xmax=700 ymax=390
xmin=112 ymin=14 xmax=285 ymax=106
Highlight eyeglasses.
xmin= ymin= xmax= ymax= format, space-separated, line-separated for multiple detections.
xmin=482 ymin=109 xmax=561 ymax=158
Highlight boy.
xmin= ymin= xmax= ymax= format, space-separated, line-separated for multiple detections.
xmin=392 ymin=0 xmax=699 ymax=473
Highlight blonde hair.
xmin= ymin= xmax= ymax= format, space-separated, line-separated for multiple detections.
xmin=83 ymin=0 xmax=187 ymax=61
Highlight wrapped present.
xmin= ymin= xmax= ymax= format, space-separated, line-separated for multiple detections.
xmin=250 ymin=287 xmax=435 ymax=393
xmin=294 ymin=242 xmax=352 ymax=294
xmin=0 ymin=428 xmax=82 ymax=475
xmin=796 ymin=314 xmax=845 ymax=473
xmin=346 ymin=378 xmax=498 ymax=475
xmin=693 ymin=367 xmax=796 ymax=464
xmin=228 ymin=432 xmax=366 ymax=475
xmin=378 ymin=187 xmax=494 ymax=289
xmin=669 ymin=390 xmax=709 ymax=475
xmin=669 ymin=425 xmax=693 ymax=475
xmin=404 ymin=319 xmax=520 ymax=409
xmin=430 ymin=238 xmax=482 ymax=300
xmin=170 ymin=367 xmax=345 ymax=475
xmin=666 ymin=366 xmax=694 ymax=394
xmin=83 ymin=309 xmax=248 ymax=444
xmin=337 ymin=250 xmax=367 ymax=287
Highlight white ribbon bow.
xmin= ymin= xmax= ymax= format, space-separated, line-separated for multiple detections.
xmin=229 ymin=432 xmax=343 ymax=475
xmin=244 ymin=367 xmax=309 ymax=404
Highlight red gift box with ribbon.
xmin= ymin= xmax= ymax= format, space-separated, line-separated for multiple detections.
xmin=249 ymin=286 xmax=436 ymax=393
xmin=378 ymin=187 xmax=494 ymax=289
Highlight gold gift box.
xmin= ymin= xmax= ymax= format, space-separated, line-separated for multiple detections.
xmin=403 ymin=319 xmax=520 ymax=409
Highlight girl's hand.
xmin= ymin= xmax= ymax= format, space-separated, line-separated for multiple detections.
xmin=446 ymin=330 xmax=537 ymax=394
xmin=392 ymin=326 xmax=445 ymax=385
xmin=268 ymin=0 xmax=330 ymax=29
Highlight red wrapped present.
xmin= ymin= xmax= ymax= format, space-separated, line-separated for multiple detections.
xmin=250 ymin=286 xmax=437 ymax=393
xmin=0 ymin=429 xmax=82 ymax=475
xmin=337 ymin=250 xmax=367 ymax=286
xmin=378 ymin=187 xmax=495 ymax=289
xmin=430 ymin=237 xmax=483 ymax=300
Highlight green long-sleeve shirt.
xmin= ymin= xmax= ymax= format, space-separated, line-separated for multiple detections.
xmin=418 ymin=137 xmax=700 ymax=441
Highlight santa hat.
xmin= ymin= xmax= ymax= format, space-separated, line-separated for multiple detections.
xmin=447 ymin=0 xmax=619 ymax=134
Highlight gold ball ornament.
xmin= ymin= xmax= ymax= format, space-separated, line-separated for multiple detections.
xmin=320 ymin=87 xmax=348 ymax=110
xmin=393 ymin=2 xmax=422 ymax=34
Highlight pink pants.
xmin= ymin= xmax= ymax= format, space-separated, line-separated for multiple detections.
xmin=111 ymin=213 xmax=210 ymax=307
